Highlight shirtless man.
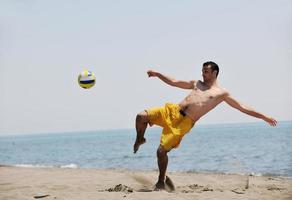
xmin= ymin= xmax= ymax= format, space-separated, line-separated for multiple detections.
xmin=133 ymin=61 xmax=277 ymax=190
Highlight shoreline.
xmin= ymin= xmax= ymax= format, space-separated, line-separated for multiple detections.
xmin=1 ymin=164 xmax=292 ymax=179
xmin=1 ymin=166 xmax=292 ymax=200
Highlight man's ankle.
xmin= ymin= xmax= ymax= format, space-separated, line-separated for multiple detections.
xmin=136 ymin=137 xmax=145 ymax=142
xmin=158 ymin=176 xmax=165 ymax=182
xmin=155 ymin=180 xmax=165 ymax=189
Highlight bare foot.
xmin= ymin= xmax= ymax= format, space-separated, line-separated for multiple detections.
xmin=165 ymin=176 xmax=175 ymax=191
xmin=154 ymin=180 xmax=165 ymax=191
xmin=133 ymin=138 xmax=146 ymax=153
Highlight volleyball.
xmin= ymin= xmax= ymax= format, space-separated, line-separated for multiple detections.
xmin=78 ymin=70 xmax=96 ymax=89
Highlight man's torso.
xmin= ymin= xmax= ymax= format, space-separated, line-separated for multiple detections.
xmin=179 ymin=80 xmax=227 ymax=122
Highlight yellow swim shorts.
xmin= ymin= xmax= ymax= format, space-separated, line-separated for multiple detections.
xmin=146 ymin=103 xmax=195 ymax=151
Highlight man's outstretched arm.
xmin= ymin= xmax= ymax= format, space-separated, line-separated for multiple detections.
xmin=224 ymin=94 xmax=277 ymax=126
xmin=147 ymin=70 xmax=194 ymax=89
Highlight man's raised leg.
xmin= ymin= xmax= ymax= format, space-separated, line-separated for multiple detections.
xmin=133 ymin=111 xmax=149 ymax=153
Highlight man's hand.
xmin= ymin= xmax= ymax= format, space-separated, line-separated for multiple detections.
xmin=263 ymin=116 xmax=277 ymax=126
xmin=147 ymin=70 xmax=158 ymax=77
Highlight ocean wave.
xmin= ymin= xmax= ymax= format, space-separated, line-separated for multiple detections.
xmin=10 ymin=163 xmax=79 ymax=169
xmin=14 ymin=164 xmax=54 ymax=168
xmin=60 ymin=164 xmax=78 ymax=169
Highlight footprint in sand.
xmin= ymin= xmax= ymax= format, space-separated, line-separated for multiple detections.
xmin=178 ymin=184 xmax=214 ymax=193
xmin=105 ymin=184 xmax=133 ymax=193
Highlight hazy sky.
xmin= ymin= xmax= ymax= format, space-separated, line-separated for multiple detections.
xmin=1 ymin=0 xmax=291 ymax=135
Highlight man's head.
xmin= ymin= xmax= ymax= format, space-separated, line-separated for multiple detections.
xmin=202 ymin=61 xmax=219 ymax=82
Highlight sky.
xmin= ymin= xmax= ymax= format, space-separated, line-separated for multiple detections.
xmin=0 ymin=0 xmax=291 ymax=135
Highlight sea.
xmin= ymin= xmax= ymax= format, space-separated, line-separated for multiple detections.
xmin=0 ymin=121 xmax=291 ymax=177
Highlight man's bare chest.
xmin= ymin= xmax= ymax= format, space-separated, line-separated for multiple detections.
xmin=186 ymin=88 xmax=221 ymax=102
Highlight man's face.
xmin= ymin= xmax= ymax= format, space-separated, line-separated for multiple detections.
xmin=202 ymin=65 xmax=216 ymax=82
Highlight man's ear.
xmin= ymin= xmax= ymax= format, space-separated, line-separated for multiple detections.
xmin=212 ymin=70 xmax=217 ymax=77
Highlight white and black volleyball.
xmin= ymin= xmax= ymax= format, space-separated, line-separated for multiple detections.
xmin=78 ymin=70 xmax=96 ymax=89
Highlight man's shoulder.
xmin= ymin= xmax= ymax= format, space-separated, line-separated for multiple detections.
xmin=214 ymin=86 xmax=229 ymax=96
xmin=189 ymin=80 xmax=197 ymax=87
xmin=191 ymin=80 xmax=197 ymax=84
xmin=220 ymin=87 xmax=229 ymax=93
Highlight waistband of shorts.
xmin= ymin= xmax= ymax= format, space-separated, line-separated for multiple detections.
xmin=178 ymin=106 xmax=195 ymax=125
xmin=179 ymin=109 xmax=186 ymax=117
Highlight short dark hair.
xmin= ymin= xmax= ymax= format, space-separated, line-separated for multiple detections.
xmin=203 ymin=61 xmax=219 ymax=77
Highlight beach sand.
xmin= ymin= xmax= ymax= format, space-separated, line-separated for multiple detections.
xmin=1 ymin=166 xmax=291 ymax=200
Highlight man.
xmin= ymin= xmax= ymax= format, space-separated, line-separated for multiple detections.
xmin=133 ymin=61 xmax=277 ymax=190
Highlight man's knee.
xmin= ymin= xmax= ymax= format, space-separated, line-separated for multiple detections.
xmin=157 ymin=146 xmax=167 ymax=158
xmin=136 ymin=111 xmax=149 ymax=124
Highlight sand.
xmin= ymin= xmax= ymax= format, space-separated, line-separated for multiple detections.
xmin=1 ymin=166 xmax=291 ymax=200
